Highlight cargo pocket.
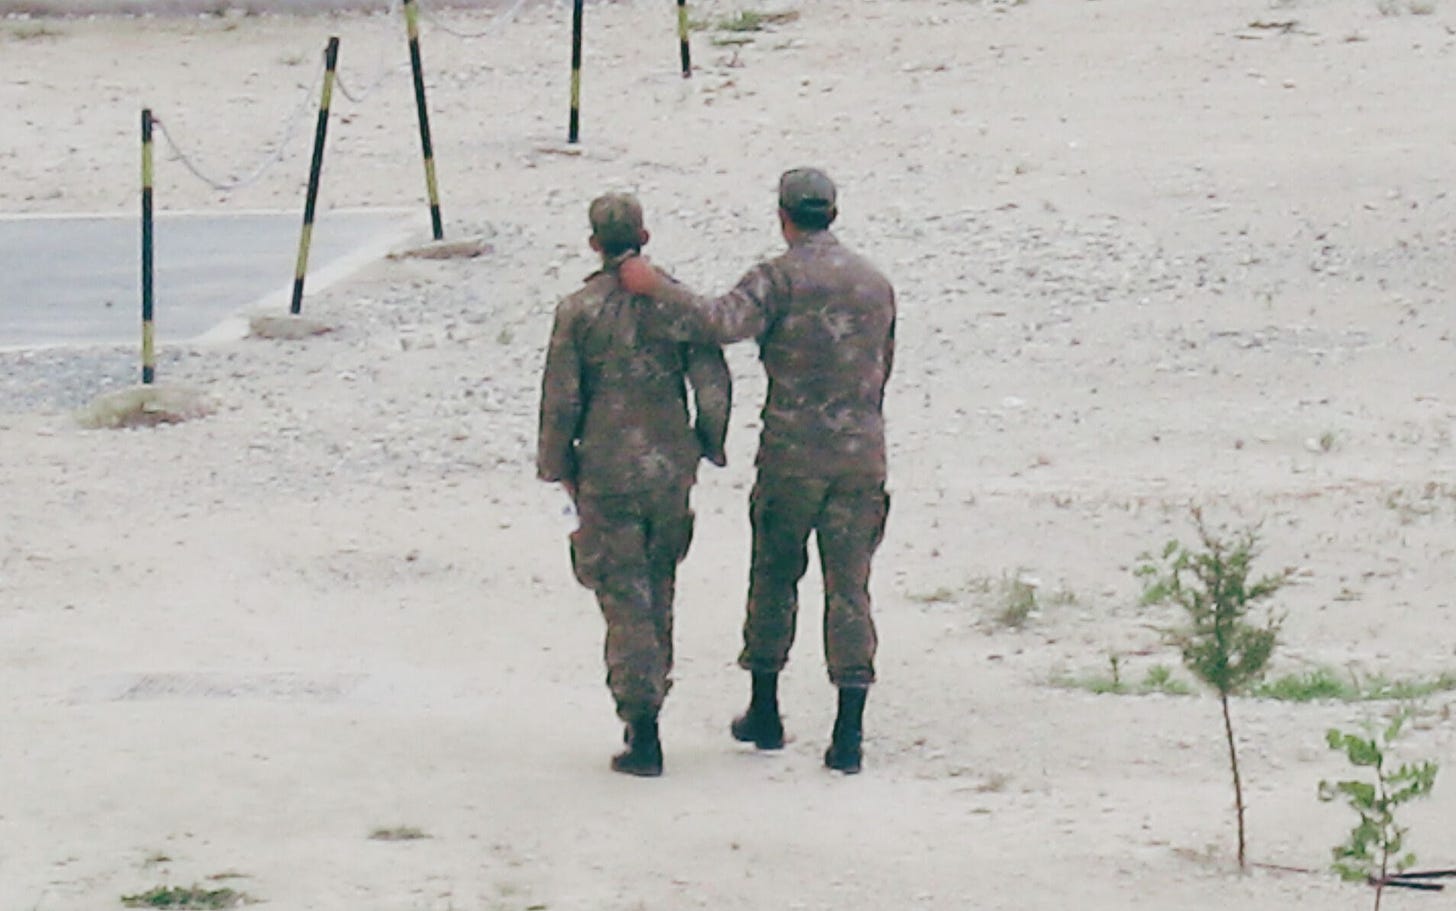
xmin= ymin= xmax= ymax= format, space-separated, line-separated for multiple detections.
xmin=569 ymin=527 xmax=603 ymax=591
xmin=650 ymin=510 xmax=695 ymax=571
xmin=871 ymin=490 xmax=890 ymax=551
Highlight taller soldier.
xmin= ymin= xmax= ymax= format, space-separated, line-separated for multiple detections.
xmin=619 ymin=168 xmax=895 ymax=774
xmin=538 ymin=192 xmax=731 ymax=777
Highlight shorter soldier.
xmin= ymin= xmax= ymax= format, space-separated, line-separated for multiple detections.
xmin=537 ymin=193 xmax=730 ymax=777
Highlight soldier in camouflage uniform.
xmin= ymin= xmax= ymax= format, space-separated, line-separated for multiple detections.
xmin=619 ymin=168 xmax=894 ymax=774
xmin=537 ymin=193 xmax=731 ymax=777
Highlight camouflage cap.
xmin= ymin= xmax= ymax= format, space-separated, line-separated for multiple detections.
xmin=588 ymin=192 xmax=645 ymax=251
xmin=778 ymin=167 xmax=837 ymax=219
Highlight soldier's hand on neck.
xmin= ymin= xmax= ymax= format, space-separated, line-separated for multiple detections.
xmin=618 ymin=255 xmax=661 ymax=296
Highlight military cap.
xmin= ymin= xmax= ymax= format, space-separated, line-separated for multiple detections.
xmin=588 ymin=192 xmax=645 ymax=251
xmin=778 ymin=167 xmax=837 ymax=219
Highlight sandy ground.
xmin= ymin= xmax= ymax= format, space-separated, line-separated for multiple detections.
xmin=3 ymin=0 xmax=1456 ymax=908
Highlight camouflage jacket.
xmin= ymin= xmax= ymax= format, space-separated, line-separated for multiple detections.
xmin=537 ymin=262 xmax=731 ymax=496
xmin=644 ymin=231 xmax=894 ymax=480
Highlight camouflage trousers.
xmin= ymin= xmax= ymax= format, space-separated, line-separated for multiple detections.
xmin=740 ymin=472 xmax=890 ymax=686
xmin=569 ymin=483 xmax=695 ymax=721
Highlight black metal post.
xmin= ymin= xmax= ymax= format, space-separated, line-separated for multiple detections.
xmin=677 ymin=0 xmax=691 ymax=78
xmin=141 ymin=108 xmax=155 ymax=384
xmin=569 ymin=0 xmax=583 ymax=143
xmin=403 ymin=0 xmax=444 ymax=240
xmin=291 ymin=36 xmax=340 ymax=315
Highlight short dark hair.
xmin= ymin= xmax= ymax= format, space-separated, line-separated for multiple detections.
xmin=589 ymin=193 xmax=645 ymax=257
xmin=597 ymin=236 xmax=642 ymax=257
xmin=782 ymin=205 xmax=836 ymax=231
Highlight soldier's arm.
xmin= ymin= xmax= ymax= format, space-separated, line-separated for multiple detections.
xmin=536 ymin=305 xmax=582 ymax=488
xmin=621 ymin=256 xmax=782 ymax=345
xmin=685 ymin=344 xmax=732 ymax=467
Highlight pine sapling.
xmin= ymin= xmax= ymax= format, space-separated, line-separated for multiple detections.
xmin=1135 ymin=508 xmax=1293 ymax=869
xmin=1319 ymin=714 xmax=1440 ymax=911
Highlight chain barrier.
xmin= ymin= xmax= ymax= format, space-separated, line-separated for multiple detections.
xmin=335 ymin=61 xmax=412 ymax=105
xmin=152 ymin=55 xmax=326 ymax=193
xmin=147 ymin=0 xmax=534 ymax=199
xmin=415 ymin=0 xmax=533 ymax=40
xmin=335 ymin=0 xmax=408 ymax=105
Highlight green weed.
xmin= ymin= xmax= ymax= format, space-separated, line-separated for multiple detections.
xmin=910 ymin=572 xmax=1070 ymax=630
xmin=1255 ymin=668 xmax=1456 ymax=703
xmin=1056 ymin=660 xmax=1195 ymax=697
xmin=6 ymin=22 xmax=64 ymax=41
xmin=1256 ymin=667 xmax=1353 ymax=702
xmin=1384 ymin=481 xmax=1456 ymax=524
xmin=994 ymin=573 xmax=1038 ymax=629
xmin=707 ymin=9 xmax=800 ymax=32
xmin=120 ymin=886 xmax=254 ymax=909
xmin=368 ymin=825 xmax=430 ymax=841
xmin=907 ymin=585 xmax=960 ymax=605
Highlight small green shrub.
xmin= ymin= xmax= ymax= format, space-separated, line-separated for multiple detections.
xmin=1319 ymin=714 xmax=1439 ymax=911
xmin=1136 ymin=508 xmax=1293 ymax=869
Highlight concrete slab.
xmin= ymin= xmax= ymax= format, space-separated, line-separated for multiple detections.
xmin=0 ymin=208 xmax=423 ymax=349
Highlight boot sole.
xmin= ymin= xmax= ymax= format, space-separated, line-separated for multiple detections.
xmin=610 ymin=756 xmax=663 ymax=777
xmin=730 ymin=720 xmax=784 ymax=750
xmin=824 ymin=743 xmax=862 ymax=774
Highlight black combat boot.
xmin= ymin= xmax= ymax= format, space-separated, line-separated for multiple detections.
xmin=611 ymin=715 xmax=663 ymax=777
xmin=824 ymin=686 xmax=867 ymax=774
xmin=730 ymin=671 xmax=785 ymax=749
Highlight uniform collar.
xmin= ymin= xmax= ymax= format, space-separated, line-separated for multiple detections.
xmin=585 ymin=250 xmax=638 ymax=281
xmin=787 ymin=229 xmax=838 ymax=250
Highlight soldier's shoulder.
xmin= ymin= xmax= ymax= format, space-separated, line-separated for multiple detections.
xmin=557 ymin=278 xmax=610 ymax=318
xmin=836 ymin=243 xmax=893 ymax=288
xmin=797 ymin=237 xmax=889 ymax=283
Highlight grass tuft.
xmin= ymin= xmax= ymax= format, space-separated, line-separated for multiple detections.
xmin=1252 ymin=667 xmax=1456 ymax=702
xmin=6 ymin=22 xmax=64 ymax=40
xmin=696 ymin=9 xmax=801 ymax=33
xmin=1056 ymin=661 xmax=1194 ymax=697
xmin=994 ymin=573 xmax=1039 ymax=629
xmin=368 ymin=825 xmax=430 ymax=841
xmin=120 ymin=885 xmax=254 ymax=909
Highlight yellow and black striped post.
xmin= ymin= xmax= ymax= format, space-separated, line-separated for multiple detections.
xmin=677 ymin=0 xmax=691 ymax=78
xmin=290 ymin=36 xmax=340 ymax=315
xmin=403 ymin=0 xmax=444 ymax=240
xmin=568 ymin=0 xmax=583 ymax=143
xmin=140 ymin=108 xmax=156 ymax=385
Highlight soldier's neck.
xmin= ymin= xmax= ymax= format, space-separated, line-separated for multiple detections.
xmin=601 ymin=249 xmax=640 ymax=271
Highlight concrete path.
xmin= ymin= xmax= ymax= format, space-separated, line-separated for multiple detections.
xmin=0 ymin=208 xmax=422 ymax=348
